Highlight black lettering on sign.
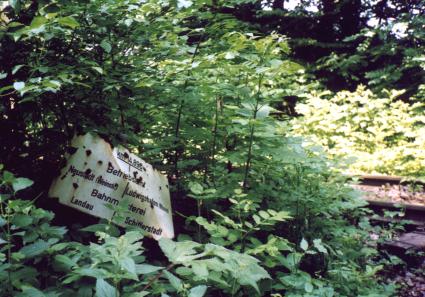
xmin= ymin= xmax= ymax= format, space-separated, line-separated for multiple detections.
xmin=71 ymin=197 xmax=94 ymax=210
xmin=90 ymin=189 xmax=119 ymax=206
xmin=124 ymin=217 xmax=162 ymax=235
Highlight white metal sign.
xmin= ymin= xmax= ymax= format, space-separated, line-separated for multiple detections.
xmin=49 ymin=133 xmax=174 ymax=239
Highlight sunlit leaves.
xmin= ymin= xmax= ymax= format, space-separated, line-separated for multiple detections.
xmin=58 ymin=16 xmax=79 ymax=29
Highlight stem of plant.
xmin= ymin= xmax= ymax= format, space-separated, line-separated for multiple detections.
xmin=142 ymin=263 xmax=176 ymax=292
xmin=242 ymin=74 xmax=263 ymax=190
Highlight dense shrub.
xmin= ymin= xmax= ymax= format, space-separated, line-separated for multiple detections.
xmin=292 ymin=86 xmax=425 ymax=177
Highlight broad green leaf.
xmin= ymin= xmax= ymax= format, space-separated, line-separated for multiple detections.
xmin=189 ymin=182 xmax=203 ymax=195
xmin=135 ymin=264 xmax=163 ymax=274
xmin=280 ymin=253 xmax=302 ymax=271
xmin=256 ymin=105 xmax=272 ymax=119
xmin=12 ymin=177 xmax=33 ymax=192
xmin=313 ymin=239 xmax=327 ymax=254
xmin=163 ymin=270 xmax=182 ymax=291
xmin=3 ymin=170 xmax=15 ymax=183
xmin=120 ymin=257 xmax=136 ymax=276
xmin=188 ymin=285 xmax=207 ymax=297
xmin=159 ymin=238 xmax=201 ymax=263
xmin=100 ymin=40 xmax=112 ymax=53
xmin=191 ymin=261 xmax=208 ymax=278
xmin=9 ymin=0 xmax=21 ymax=13
xmin=0 ymin=72 xmax=6 ymax=79
xmin=11 ymin=214 xmax=32 ymax=227
xmin=29 ymin=16 xmax=47 ymax=29
xmin=54 ymin=254 xmax=76 ymax=270
xmin=75 ymin=267 xmax=109 ymax=279
xmin=15 ymin=286 xmax=45 ymax=297
xmin=58 ymin=16 xmax=79 ymax=29
xmin=96 ymin=278 xmax=117 ymax=297
xmin=19 ymin=240 xmax=49 ymax=258
xmin=305 ymin=282 xmax=314 ymax=293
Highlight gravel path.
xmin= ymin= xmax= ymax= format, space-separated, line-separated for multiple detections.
xmin=353 ymin=184 xmax=425 ymax=206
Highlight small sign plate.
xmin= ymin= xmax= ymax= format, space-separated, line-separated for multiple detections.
xmin=49 ymin=133 xmax=174 ymax=239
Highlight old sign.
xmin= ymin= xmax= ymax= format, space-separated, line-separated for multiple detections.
xmin=48 ymin=133 xmax=174 ymax=239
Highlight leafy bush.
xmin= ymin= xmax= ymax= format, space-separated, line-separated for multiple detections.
xmin=1 ymin=162 xmax=397 ymax=296
xmin=0 ymin=167 xmax=272 ymax=296
xmin=292 ymin=86 xmax=425 ymax=177
xmin=1 ymin=1 xmax=399 ymax=296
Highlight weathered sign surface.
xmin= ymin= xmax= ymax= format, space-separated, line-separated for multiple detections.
xmin=48 ymin=133 xmax=174 ymax=239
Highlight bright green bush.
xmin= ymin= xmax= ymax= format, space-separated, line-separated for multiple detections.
xmin=292 ymin=86 xmax=425 ymax=177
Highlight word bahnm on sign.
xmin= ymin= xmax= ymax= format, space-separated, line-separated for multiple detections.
xmin=48 ymin=133 xmax=174 ymax=239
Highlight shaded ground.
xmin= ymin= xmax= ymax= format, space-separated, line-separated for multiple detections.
xmin=385 ymin=261 xmax=425 ymax=297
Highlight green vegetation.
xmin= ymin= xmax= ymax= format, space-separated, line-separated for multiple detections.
xmin=292 ymin=86 xmax=425 ymax=177
xmin=1 ymin=0 xmax=423 ymax=296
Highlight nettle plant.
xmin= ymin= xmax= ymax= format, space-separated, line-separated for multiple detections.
xmin=292 ymin=86 xmax=425 ymax=177
xmin=0 ymin=167 xmax=271 ymax=296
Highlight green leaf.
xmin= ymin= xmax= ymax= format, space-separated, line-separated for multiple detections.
xmin=11 ymin=214 xmax=33 ymax=227
xmin=96 ymin=278 xmax=118 ymax=297
xmin=313 ymin=239 xmax=327 ymax=254
xmin=29 ymin=16 xmax=47 ymax=30
xmin=128 ymin=293 xmax=150 ymax=297
xmin=12 ymin=64 xmax=24 ymax=75
xmin=43 ymin=80 xmax=61 ymax=90
xmin=120 ymin=257 xmax=136 ymax=276
xmin=9 ymin=0 xmax=21 ymax=13
xmin=189 ymin=182 xmax=203 ymax=195
xmin=0 ymin=72 xmax=7 ymax=79
xmin=80 ymin=223 xmax=119 ymax=236
xmin=19 ymin=240 xmax=49 ymax=258
xmin=256 ymin=105 xmax=272 ymax=119
xmin=135 ymin=264 xmax=163 ymax=274
xmin=92 ymin=67 xmax=104 ymax=75
xmin=12 ymin=177 xmax=33 ymax=192
xmin=58 ymin=16 xmax=79 ymax=29
xmin=13 ymin=81 xmax=25 ymax=91
xmin=191 ymin=261 xmax=208 ymax=278
xmin=75 ymin=267 xmax=109 ymax=279
xmin=159 ymin=239 xmax=202 ymax=263
xmin=100 ymin=40 xmax=112 ymax=53
xmin=163 ymin=270 xmax=183 ymax=291
xmin=280 ymin=253 xmax=302 ymax=271
xmin=54 ymin=254 xmax=76 ymax=270
xmin=16 ymin=285 xmax=45 ymax=297
xmin=304 ymin=282 xmax=314 ymax=293
xmin=188 ymin=285 xmax=207 ymax=297
xmin=300 ymin=238 xmax=308 ymax=251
